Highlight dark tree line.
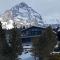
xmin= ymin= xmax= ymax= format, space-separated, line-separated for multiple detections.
xmin=0 ymin=22 xmax=23 ymax=60
xmin=11 ymin=25 xmax=23 ymax=60
xmin=32 ymin=26 xmax=57 ymax=60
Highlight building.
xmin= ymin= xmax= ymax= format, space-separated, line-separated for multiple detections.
xmin=21 ymin=26 xmax=44 ymax=43
xmin=4 ymin=26 xmax=45 ymax=44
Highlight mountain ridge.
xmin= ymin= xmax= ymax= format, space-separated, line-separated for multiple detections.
xmin=0 ymin=2 xmax=60 ymax=29
xmin=0 ymin=2 xmax=44 ymax=29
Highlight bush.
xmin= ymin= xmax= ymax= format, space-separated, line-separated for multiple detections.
xmin=49 ymin=54 xmax=60 ymax=60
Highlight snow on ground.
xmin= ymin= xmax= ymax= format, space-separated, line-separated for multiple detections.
xmin=18 ymin=52 xmax=34 ymax=60
xmin=50 ymin=51 xmax=60 ymax=55
xmin=18 ymin=43 xmax=60 ymax=60
xmin=23 ymin=45 xmax=32 ymax=49
xmin=18 ymin=43 xmax=34 ymax=60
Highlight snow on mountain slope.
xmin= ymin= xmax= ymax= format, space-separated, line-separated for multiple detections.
xmin=0 ymin=2 xmax=44 ymax=29
xmin=44 ymin=18 xmax=60 ymax=24
xmin=10 ymin=2 xmax=43 ymax=27
xmin=10 ymin=2 xmax=42 ymax=20
xmin=0 ymin=2 xmax=60 ymax=29
xmin=1 ymin=20 xmax=14 ymax=29
xmin=43 ymin=18 xmax=60 ymax=28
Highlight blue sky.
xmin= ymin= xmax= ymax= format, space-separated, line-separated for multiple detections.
xmin=0 ymin=0 xmax=60 ymax=19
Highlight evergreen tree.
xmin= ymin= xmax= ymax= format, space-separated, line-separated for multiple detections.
xmin=0 ymin=22 xmax=7 ymax=54
xmin=0 ymin=22 xmax=10 ymax=60
xmin=0 ymin=22 xmax=3 ymax=54
xmin=11 ymin=24 xmax=23 ymax=60
xmin=32 ymin=36 xmax=40 ymax=60
xmin=2 ymin=29 xmax=12 ymax=57
xmin=32 ymin=26 xmax=57 ymax=60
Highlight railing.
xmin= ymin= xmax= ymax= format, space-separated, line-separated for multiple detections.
xmin=21 ymin=35 xmax=40 ymax=38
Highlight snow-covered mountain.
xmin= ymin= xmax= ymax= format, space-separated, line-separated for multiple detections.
xmin=0 ymin=2 xmax=44 ymax=29
xmin=43 ymin=18 xmax=60 ymax=28
xmin=10 ymin=2 xmax=44 ymax=27
xmin=10 ymin=2 xmax=42 ymax=20
xmin=0 ymin=2 xmax=60 ymax=29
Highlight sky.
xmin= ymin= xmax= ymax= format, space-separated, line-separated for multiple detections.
xmin=0 ymin=0 xmax=60 ymax=19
